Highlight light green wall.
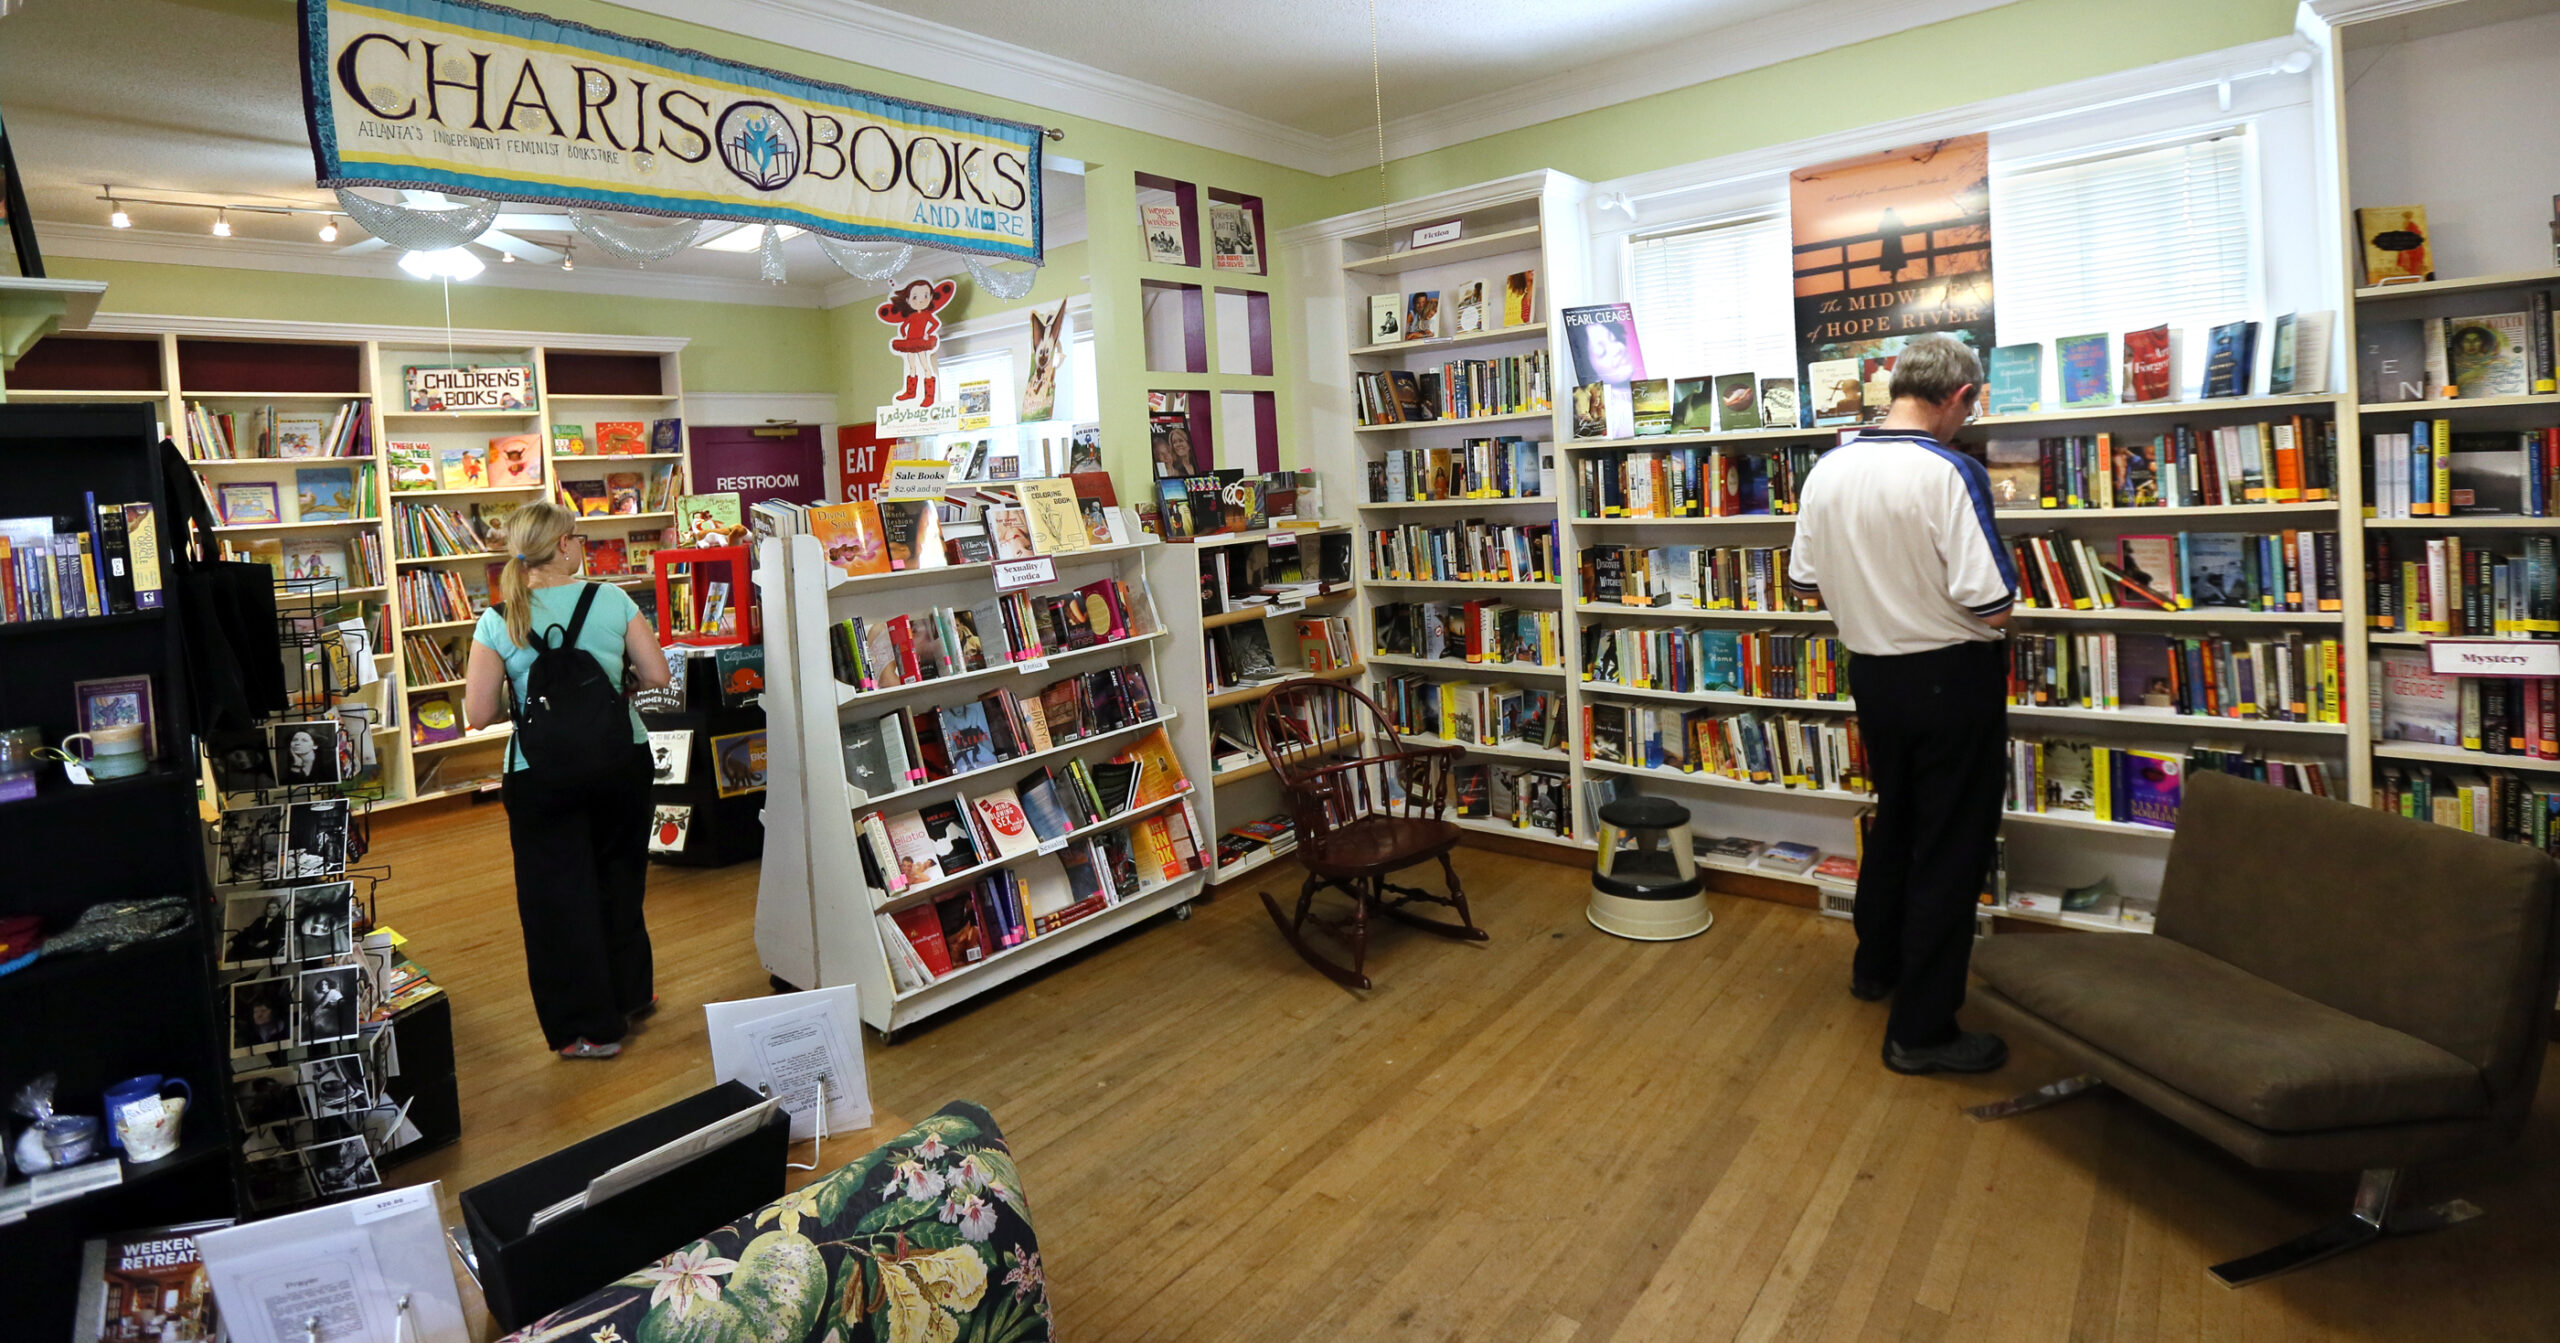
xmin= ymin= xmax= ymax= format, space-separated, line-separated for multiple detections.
xmin=1301 ymin=0 xmax=2303 ymax=218
xmin=50 ymin=256 xmax=834 ymax=393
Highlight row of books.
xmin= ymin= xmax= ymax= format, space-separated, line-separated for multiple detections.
xmin=187 ymin=400 xmax=371 ymax=460
xmin=837 ymin=667 xmax=1160 ymax=803
xmin=1373 ymin=675 xmax=1567 ymax=753
xmin=1352 ymin=354 xmax=1550 ymax=426
xmin=803 ymin=480 xmax=1114 ymax=578
xmin=1974 ymin=319 xmax=2291 ymax=417
xmin=1999 ymin=739 xmax=2189 ymax=830
xmin=559 ymin=465 xmax=680 ymax=517
xmin=1194 ymin=530 xmax=1351 ymax=614
xmin=856 ymin=729 xmax=1186 ymax=899
xmin=2365 ymin=423 xmax=2560 ymax=519
xmin=2008 ymin=631 xmax=2346 ymax=724
xmin=1371 ymin=599 xmax=1563 ymax=667
xmin=1213 ymin=812 xmax=1296 ymax=871
xmin=204 ymin=465 xmax=376 ymax=527
xmin=390 ymin=500 xmax=505 ymax=559
xmin=2009 ymin=529 xmax=2343 ymax=614
xmin=580 ymin=529 xmax=671 ymax=578
xmin=0 ymin=499 xmax=163 ymax=622
xmin=1363 ymin=521 xmax=1560 ymax=584
xmin=1983 ymin=418 xmax=2339 ymax=510
xmin=397 ymin=568 xmax=480 ymax=625
xmin=1575 ymin=443 xmax=1825 ymax=519
xmin=1578 ymin=544 xmax=1816 ymax=613
xmin=1205 ymin=620 xmax=1282 ymax=690
xmin=875 ymin=817 xmax=1188 ymax=987
xmin=244 ymin=533 xmax=384 ymax=589
xmin=824 ymin=579 xmax=1143 ymax=692
xmin=2374 ymin=649 xmax=2558 ymax=758
xmin=403 ymin=632 xmax=463 ymax=684
xmin=1366 ymin=436 xmax=1552 ymax=502
xmin=1205 ymin=688 xmax=1356 ymax=772
xmin=1586 ymin=702 xmax=1869 ymax=795
xmin=387 ymin=439 xmax=545 ymax=492
xmin=1295 ymin=615 xmax=1355 ymax=672
xmin=2357 ymin=300 xmax=2556 ymax=405
xmin=1579 ymin=625 xmax=1849 ymax=703
xmin=2374 ymin=766 xmax=2560 ymax=856
xmin=2369 ymin=535 xmax=2560 ymax=636
xmin=552 ymin=419 xmax=682 ymax=456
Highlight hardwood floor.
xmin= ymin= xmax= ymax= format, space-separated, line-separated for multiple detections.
xmin=375 ymin=802 xmax=2560 ymax=1342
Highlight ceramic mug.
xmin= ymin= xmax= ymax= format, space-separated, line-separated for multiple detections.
xmin=60 ymin=724 xmax=147 ymax=780
xmin=112 ymin=1094 xmax=188 ymax=1163
xmin=102 ymin=1075 xmax=191 ymax=1153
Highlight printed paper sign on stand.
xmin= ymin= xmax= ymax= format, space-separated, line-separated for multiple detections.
xmin=301 ymin=0 xmax=1044 ymax=263
xmin=706 ymin=985 xmax=871 ymax=1141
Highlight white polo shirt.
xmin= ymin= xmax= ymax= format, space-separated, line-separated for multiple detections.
xmin=1786 ymin=430 xmax=2017 ymax=657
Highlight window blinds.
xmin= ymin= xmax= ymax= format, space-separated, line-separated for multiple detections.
xmin=1989 ymin=132 xmax=2254 ymax=386
xmin=1627 ymin=212 xmax=1797 ymax=385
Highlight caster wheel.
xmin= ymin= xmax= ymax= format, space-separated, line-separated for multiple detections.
xmin=769 ymin=974 xmax=799 ymax=994
xmin=1174 ymin=901 xmax=1193 ymax=921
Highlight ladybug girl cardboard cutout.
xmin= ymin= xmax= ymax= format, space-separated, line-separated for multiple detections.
xmin=880 ymin=276 xmax=960 ymax=406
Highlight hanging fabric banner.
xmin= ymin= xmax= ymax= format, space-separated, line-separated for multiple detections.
xmin=298 ymin=0 xmax=1044 ymax=262
xmin=1789 ymin=134 xmax=1991 ymax=424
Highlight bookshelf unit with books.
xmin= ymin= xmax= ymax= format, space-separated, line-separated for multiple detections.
xmin=9 ymin=319 xmax=694 ymax=813
xmin=755 ymin=526 xmax=1212 ymax=1038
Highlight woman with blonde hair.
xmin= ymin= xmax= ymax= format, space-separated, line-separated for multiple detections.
xmin=464 ymin=500 xmax=673 ymax=1059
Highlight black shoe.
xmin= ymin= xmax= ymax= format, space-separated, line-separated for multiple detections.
xmin=1883 ymin=1031 xmax=2009 ymax=1075
xmin=1850 ymin=976 xmax=1895 ymax=1002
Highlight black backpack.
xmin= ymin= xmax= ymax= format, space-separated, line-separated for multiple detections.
xmin=510 ymin=584 xmax=630 ymax=785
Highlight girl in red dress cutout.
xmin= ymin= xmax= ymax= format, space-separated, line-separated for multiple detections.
xmin=878 ymin=278 xmax=958 ymax=404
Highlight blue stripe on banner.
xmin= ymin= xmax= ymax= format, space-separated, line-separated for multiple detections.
xmin=1918 ymin=439 xmax=2021 ymax=594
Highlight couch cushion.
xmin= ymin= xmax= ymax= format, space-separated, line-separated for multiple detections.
xmin=1973 ymin=933 xmax=2488 ymax=1132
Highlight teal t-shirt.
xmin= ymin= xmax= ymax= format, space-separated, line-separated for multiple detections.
xmin=473 ymin=581 xmax=649 ymax=771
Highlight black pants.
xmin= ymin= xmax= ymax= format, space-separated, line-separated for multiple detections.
xmin=503 ymin=746 xmax=655 ymax=1049
xmin=1847 ymin=639 xmax=2007 ymax=1048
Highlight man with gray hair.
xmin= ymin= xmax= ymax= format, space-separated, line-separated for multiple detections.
xmin=1786 ymin=334 xmax=2017 ymax=1076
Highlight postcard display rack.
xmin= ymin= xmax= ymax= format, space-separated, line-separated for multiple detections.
xmin=0 ymin=404 xmax=236 ymax=1341
xmin=753 ymin=531 xmax=1213 ymax=1038
xmin=0 ymin=323 xmax=693 ymax=813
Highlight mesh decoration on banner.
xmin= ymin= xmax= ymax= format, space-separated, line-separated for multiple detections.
xmin=759 ymin=224 xmax=788 ymax=285
xmin=332 ymin=188 xmax=498 ymax=252
xmin=965 ymin=256 xmax=1043 ymax=301
xmin=570 ymin=210 xmax=704 ymax=264
xmin=814 ymin=235 xmax=914 ymax=282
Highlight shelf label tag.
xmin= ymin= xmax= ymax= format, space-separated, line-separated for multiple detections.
xmin=1036 ymin=836 xmax=1068 ymax=855
xmin=353 ymin=1185 xmax=436 ymax=1225
xmin=1016 ymin=656 xmax=1051 ymax=675
xmin=994 ymin=557 xmax=1056 ymax=592
xmin=2427 ymin=639 xmax=2560 ymax=678
xmin=880 ymin=459 xmax=956 ymax=500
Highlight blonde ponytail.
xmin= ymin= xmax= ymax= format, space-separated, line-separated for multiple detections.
xmin=499 ymin=500 xmax=579 ymax=648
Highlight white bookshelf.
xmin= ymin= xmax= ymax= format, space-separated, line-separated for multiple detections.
xmin=754 ymin=532 xmax=1212 ymax=1037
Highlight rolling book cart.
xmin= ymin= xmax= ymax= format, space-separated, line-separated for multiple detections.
xmin=752 ymin=530 xmax=1211 ymax=1039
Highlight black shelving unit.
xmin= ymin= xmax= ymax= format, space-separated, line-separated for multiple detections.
xmin=0 ymin=403 xmax=235 ymax=1339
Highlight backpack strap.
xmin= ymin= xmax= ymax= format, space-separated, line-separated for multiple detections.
xmin=528 ymin=583 xmax=605 ymax=653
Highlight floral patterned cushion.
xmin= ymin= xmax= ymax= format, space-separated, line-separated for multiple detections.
xmin=502 ymin=1100 xmax=1052 ymax=1343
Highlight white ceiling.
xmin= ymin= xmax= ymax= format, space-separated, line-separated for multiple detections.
xmin=0 ymin=0 xmax=2012 ymax=301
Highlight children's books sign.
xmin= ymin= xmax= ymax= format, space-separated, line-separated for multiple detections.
xmin=299 ymin=0 xmax=1046 ymax=262
xmin=1789 ymin=135 xmax=1994 ymax=414
xmin=404 ymin=364 xmax=533 ymax=412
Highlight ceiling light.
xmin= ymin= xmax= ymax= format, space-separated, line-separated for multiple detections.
xmin=318 ymin=216 xmax=339 ymax=243
xmin=212 ymin=210 xmax=231 ymax=238
xmin=107 ymin=191 xmax=129 ymax=229
xmin=398 ymin=247 xmax=485 ymax=281
xmin=698 ymin=224 xmax=804 ymax=253
xmin=500 ymin=249 xmax=516 ymax=263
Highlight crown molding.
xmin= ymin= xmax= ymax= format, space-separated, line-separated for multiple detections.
xmin=1314 ymin=0 xmax=2031 ymax=175
xmin=81 ymin=309 xmax=688 ymax=354
xmin=606 ymin=0 xmax=1339 ymax=174
xmin=38 ymin=222 xmax=830 ymax=309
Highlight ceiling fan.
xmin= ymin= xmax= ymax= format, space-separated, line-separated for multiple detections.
xmin=333 ymin=189 xmax=568 ymax=264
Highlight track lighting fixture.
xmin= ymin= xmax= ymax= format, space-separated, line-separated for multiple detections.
xmin=107 ymin=189 xmax=129 ymax=229
xmin=319 ymin=216 xmax=339 ymax=243
xmin=212 ymin=210 xmax=231 ymax=237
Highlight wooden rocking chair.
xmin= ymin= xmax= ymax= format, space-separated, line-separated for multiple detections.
xmin=1253 ymin=679 xmax=1488 ymax=990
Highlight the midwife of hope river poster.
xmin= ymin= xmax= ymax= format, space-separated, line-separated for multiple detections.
xmin=1789 ymin=134 xmax=1993 ymax=407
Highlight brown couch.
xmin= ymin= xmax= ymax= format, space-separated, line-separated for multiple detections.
xmin=1969 ymin=769 xmax=2560 ymax=1285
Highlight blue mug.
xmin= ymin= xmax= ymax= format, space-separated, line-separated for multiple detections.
xmin=101 ymin=1075 xmax=190 ymax=1152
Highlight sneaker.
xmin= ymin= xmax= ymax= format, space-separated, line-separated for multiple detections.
xmin=1883 ymin=1031 xmax=2008 ymax=1075
xmin=627 ymin=996 xmax=660 ymax=1023
xmin=558 ymin=1038 xmax=622 ymax=1060
xmin=1850 ymin=976 xmax=1895 ymax=1002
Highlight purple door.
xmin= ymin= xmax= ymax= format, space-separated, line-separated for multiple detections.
xmin=687 ymin=425 xmax=826 ymax=511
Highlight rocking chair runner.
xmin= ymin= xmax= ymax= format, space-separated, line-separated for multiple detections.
xmin=1252 ymin=679 xmax=1488 ymax=989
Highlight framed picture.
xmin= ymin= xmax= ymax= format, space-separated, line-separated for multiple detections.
xmin=710 ymin=729 xmax=768 ymax=798
xmin=72 ymin=674 xmax=156 ymax=759
xmin=298 ymin=963 xmax=364 ymax=1046
xmin=271 ymin=719 xmax=344 ymax=786
xmin=231 ymin=975 xmax=297 ymax=1055
xmin=219 ymin=892 xmax=293 ymax=968
xmin=218 ymin=482 xmax=281 ymax=526
xmin=283 ymin=799 xmax=350 ymax=878
xmin=648 ymin=729 xmax=693 ymax=785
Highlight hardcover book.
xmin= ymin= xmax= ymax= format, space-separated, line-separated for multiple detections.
xmin=73 ymin=1220 xmax=231 ymax=1342
xmin=596 ymin=421 xmax=648 ymax=455
xmin=489 ymin=433 xmax=543 ymax=485
xmin=294 ymin=467 xmax=358 ymax=521
xmin=2357 ymin=318 xmax=2429 ymax=404
xmin=1983 ymin=440 xmax=2041 ymax=510
xmin=2356 ymin=205 xmax=2433 ymax=285
xmin=652 ymin=418 xmax=684 ymax=452
xmin=1713 ymin=372 xmax=1759 ymax=431
xmin=436 ymin=446 xmax=487 ymax=490
xmin=2122 ymin=325 xmax=2173 ymax=403
xmin=1758 ymin=377 xmax=1798 ymax=428
xmin=1985 ymin=344 xmax=2043 ymax=414
xmin=2184 ymin=532 xmax=2252 ymax=607
xmin=1807 ymin=357 xmax=1863 ymax=425
xmin=387 ymin=442 xmax=437 ymax=491
xmin=274 ymin=413 xmax=330 ymax=458
xmin=2203 ymin=320 xmax=2258 ymax=398
xmin=2056 ymin=334 xmax=2113 ymax=407
xmin=2379 ymin=648 xmax=2460 ymax=744
xmin=551 ymin=423 xmax=591 ymax=456
xmin=675 ymin=492 xmax=744 ymax=546
xmin=560 ymin=478 xmax=610 ymax=516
